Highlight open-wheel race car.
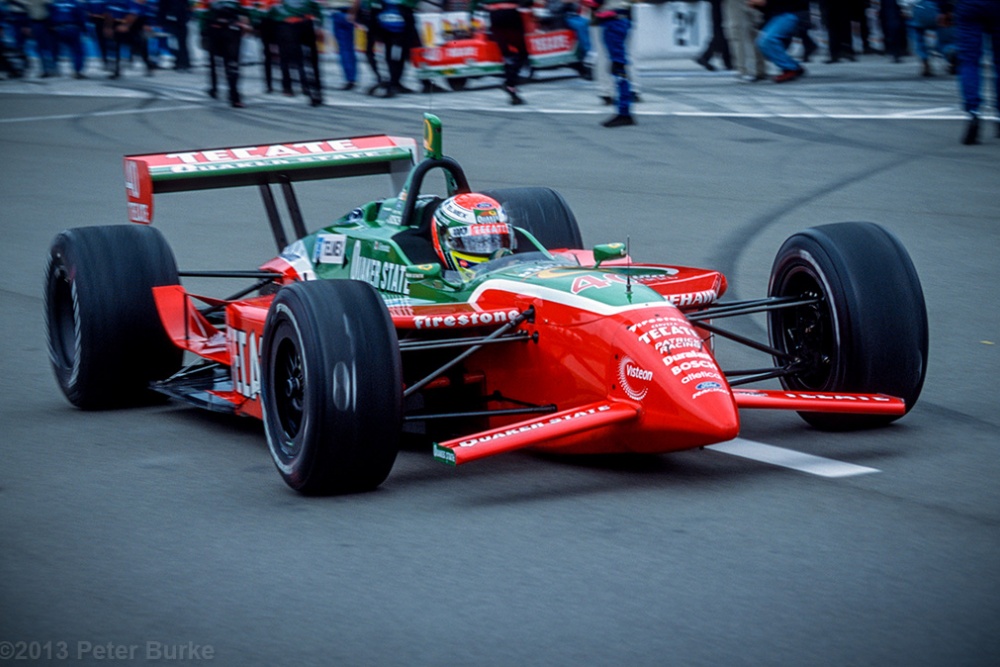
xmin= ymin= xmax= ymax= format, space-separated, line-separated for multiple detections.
xmin=410 ymin=7 xmax=587 ymax=92
xmin=45 ymin=114 xmax=928 ymax=495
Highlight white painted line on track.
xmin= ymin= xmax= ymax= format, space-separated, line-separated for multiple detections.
xmin=707 ymin=438 xmax=880 ymax=478
xmin=0 ymin=104 xmax=205 ymax=124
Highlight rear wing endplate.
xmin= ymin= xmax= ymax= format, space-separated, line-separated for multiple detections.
xmin=124 ymin=134 xmax=419 ymax=249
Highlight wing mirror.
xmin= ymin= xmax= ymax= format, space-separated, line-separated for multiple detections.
xmin=406 ymin=263 xmax=442 ymax=280
xmin=593 ymin=243 xmax=627 ymax=268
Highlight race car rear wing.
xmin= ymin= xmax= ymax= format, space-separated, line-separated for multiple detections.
xmin=124 ymin=134 xmax=419 ymax=250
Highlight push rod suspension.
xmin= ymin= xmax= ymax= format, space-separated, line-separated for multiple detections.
xmin=402 ymin=306 xmax=535 ymax=399
xmin=687 ymin=295 xmax=820 ymax=321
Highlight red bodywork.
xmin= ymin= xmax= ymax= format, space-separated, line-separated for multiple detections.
xmin=151 ymin=249 xmax=905 ymax=466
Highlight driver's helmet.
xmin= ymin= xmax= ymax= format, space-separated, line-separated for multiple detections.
xmin=431 ymin=193 xmax=515 ymax=278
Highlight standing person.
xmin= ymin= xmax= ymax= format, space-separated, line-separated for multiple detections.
xmin=47 ymin=0 xmax=87 ymax=76
xmin=203 ymin=0 xmax=249 ymax=106
xmin=821 ymin=0 xmax=854 ymax=62
xmin=587 ymin=0 xmax=634 ymax=126
xmin=696 ymin=0 xmax=733 ymax=71
xmin=908 ymin=0 xmax=956 ymax=77
xmin=354 ymin=0 xmax=389 ymax=95
xmin=329 ymin=0 xmax=357 ymax=89
xmin=850 ymin=0 xmax=876 ymax=54
xmin=724 ymin=0 xmax=766 ymax=81
xmin=385 ymin=0 xmax=419 ymax=94
xmin=103 ymin=0 xmax=130 ymax=77
xmin=471 ymin=0 xmax=530 ymax=105
xmin=750 ymin=0 xmax=809 ymax=82
xmin=939 ymin=0 xmax=1000 ymax=144
xmin=83 ymin=0 xmax=109 ymax=69
xmin=273 ymin=0 xmax=322 ymax=105
xmin=126 ymin=0 xmax=155 ymax=74
xmin=24 ymin=0 xmax=56 ymax=77
xmin=880 ymin=0 xmax=908 ymax=62
xmin=157 ymin=0 xmax=190 ymax=70
xmin=251 ymin=0 xmax=279 ymax=93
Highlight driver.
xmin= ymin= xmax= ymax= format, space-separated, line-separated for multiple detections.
xmin=431 ymin=193 xmax=516 ymax=279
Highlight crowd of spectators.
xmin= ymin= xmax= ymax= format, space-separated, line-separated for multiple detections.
xmin=1 ymin=1 xmax=995 ymax=140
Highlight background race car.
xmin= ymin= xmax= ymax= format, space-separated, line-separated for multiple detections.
xmin=411 ymin=6 xmax=587 ymax=92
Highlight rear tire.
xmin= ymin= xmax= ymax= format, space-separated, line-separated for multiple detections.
xmin=260 ymin=280 xmax=402 ymax=494
xmin=448 ymin=76 xmax=467 ymax=91
xmin=482 ymin=186 xmax=583 ymax=250
xmin=768 ymin=222 xmax=928 ymax=430
xmin=44 ymin=225 xmax=183 ymax=409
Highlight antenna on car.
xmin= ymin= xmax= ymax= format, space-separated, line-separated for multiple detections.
xmin=626 ymin=236 xmax=632 ymax=297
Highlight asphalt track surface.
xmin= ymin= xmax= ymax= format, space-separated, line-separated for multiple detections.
xmin=2 ymin=56 xmax=999 ymax=666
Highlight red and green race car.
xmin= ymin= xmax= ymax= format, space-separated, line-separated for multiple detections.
xmin=44 ymin=114 xmax=928 ymax=495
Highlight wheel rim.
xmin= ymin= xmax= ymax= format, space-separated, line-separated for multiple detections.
xmin=48 ymin=266 xmax=77 ymax=371
xmin=272 ymin=335 xmax=305 ymax=457
xmin=774 ymin=266 xmax=836 ymax=390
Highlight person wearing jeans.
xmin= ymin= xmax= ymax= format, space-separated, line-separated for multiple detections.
xmin=750 ymin=0 xmax=808 ymax=82
xmin=938 ymin=0 xmax=1000 ymax=144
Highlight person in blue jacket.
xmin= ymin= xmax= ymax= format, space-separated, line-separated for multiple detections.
xmin=47 ymin=0 xmax=88 ymax=76
xmin=938 ymin=0 xmax=1000 ymax=144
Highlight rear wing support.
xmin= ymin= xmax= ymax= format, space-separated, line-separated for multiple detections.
xmin=258 ymin=178 xmax=309 ymax=251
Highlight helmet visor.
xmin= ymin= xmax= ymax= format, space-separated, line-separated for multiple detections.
xmin=447 ymin=223 xmax=514 ymax=256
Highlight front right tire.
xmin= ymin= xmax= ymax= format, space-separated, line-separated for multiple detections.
xmin=768 ymin=222 xmax=928 ymax=430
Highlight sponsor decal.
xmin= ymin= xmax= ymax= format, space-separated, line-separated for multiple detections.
xmin=569 ymin=271 xmax=680 ymax=295
xmin=279 ymin=240 xmax=316 ymax=281
xmin=692 ymin=380 xmax=727 ymax=399
xmin=446 ymin=46 xmax=477 ymax=59
xmin=163 ymin=140 xmax=377 ymax=166
xmin=680 ymin=369 xmax=722 ymax=385
xmin=413 ymin=308 xmax=520 ymax=329
xmin=349 ymin=243 xmax=409 ymax=294
xmin=618 ymin=356 xmax=652 ymax=401
xmin=228 ymin=327 xmax=261 ymax=399
xmin=314 ymin=234 xmax=347 ymax=265
xmin=127 ymin=202 xmax=150 ymax=224
xmin=783 ymin=393 xmax=892 ymax=402
xmin=125 ymin=159 xmax=140 ymax=198
xmin=451 ymin=222 xmax=506 ymax=237
xmin=433 ymin=443 xmax=457 ymax=464
xmin=457 ymin=404 xmax=613 ymax=448
xmin=670 ymin=359 xmax=717 ymax=376
xmin=529 ymin=33 xmax=571 ymax=53
xmin=660 ymin=349 xmax=713 ymax=368
xmin=666 ymin=289 xmax=718 ymax=307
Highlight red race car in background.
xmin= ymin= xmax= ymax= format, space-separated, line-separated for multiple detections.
xmin=411 ymin=4 xmax=588 ymax=92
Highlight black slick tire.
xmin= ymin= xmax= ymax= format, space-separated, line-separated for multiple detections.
xmin=44 ymin=225 xmax=182 ymax=409
xmin=260 ymin=280 xmax=402 ymax=495
xmin=768 ymin=222 xmax=928 ymax=430
xmin=482 ymin=186 xmax=583 ymax=250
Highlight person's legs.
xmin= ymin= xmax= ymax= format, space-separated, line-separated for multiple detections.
xmin=757 ymin=12 xmax=802 ymax=73
xmin=332 ymin=10 xmax=357 ymax=85
xmin=601 ymin=16 xmax=633 ymax=124
xmin=956 ymin=7 xmax=983 ymax=114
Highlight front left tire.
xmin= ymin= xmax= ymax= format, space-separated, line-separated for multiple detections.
xmin=260 ymin=280 xmax=402 ymax=494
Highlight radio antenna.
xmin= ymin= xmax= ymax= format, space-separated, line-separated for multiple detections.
xmin=626 ymin=236 xmax=632 ymax=297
